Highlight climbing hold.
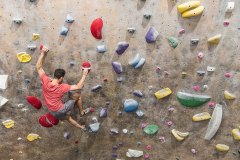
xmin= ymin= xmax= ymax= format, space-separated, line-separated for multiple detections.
xmin=32 ymin=33 xmax=40 ymax=41
xmin=115 ymin=42 xmax=129 ymax=55
xmin=226 ymin=2 xmax=234 ymax=12
xmin=182 ymin=72 xmax=187 ymax=78
xmin=145 ymin=27 xmax=159 ymax=43
xmin=2 ymin=119 xmax=14 ymax=129
xmin=127 ymin=28 xmax=136 ymax=34
xmin=171 ymin=129 xmax=189 ymax=141
xmin=91 ymin=84 xmax=102 ymax=92
xmin=136 ymin=110 xmax=144 ymax=117
xmin=112 ymin=153 xmax=117 ymax=158
xmin=27 ymin=44 xmax=37 ymax=50
xmin=224 ymin=72 xmax=232 ymax=78
xmin=60 ymin=26 xmax=68 ymax=36
xmin=177 ymin=1 xmax=201 ymax=13
xmin=110 ymin=128 xmax=119 ymax=135
xmin=24 ymin=79 xmax=31 ymax=84
xmin=143 ymin=13 xmax=151 ymax=19
xmin=192 ymin=112 xmax=211 ymax=121
xmin=208 ymin=34 xmax=222 ymax=44
xmin=81 ymin=61 xmax=91 ymax=73
xmin=129 ymin=53 xmax=141 ymax=67
xmin=13 ymin=18 xmax=23 ymax=24
xmin=146 ymin=145 xmax=152 ymax=150
xmin=0 ymin=96 xmax=8 ymax=108
xmin=203 ymin=85 xmax=209 ymax=90
xmin=133 ymin=90 xmax=144 ymax=98
xmin=39 ymin=115 xmax=53 ymax=128
xmin=197 ymin=52 xmax=204 ymax=59
xmin=63 ymin=132 xmax=71 ymax=139
xmin=232 ymin=128 xmax=240 ymax=140
xmin=193 ymin=85 xmax=200 ymax=91
xmin=100 ymin=108 xmax=108 ymax=117
xmin=27 ymin=133 xmax=41 ymax=142
xmin=96 ymin=45 xmax=107 ymax=53
xmin=144 ymin=154 xmax=150 ymax=159
xmin=69 ymin=61 xmax=75 ymax=66
xmin=204 ymin=104 xmax=223 ymax=140
xmin=117 ymin=77 xmax=123 ymax=82
xmin=159 ymin=136 xmax=165 ymax=143
xmin=0 ymin=75 xmax=8 ymax=89
xmin=143 ymin=124 xmax=159 ymax=135
xmin=122 ymin=129 xmax=128 ymax=134
xmin=26 ymin=96 xmax=42 ymax=109
xmin=154 ymin=88 xmax=172 ymax=100
xmin=90 ymin=18 xmax=103 ymax=40
xmin=216 ymin=144 xmax=229 ymax=152
xmin=190 ymin=38 xmax=199 ymax=45
xmin=177 ymin=92 xmax=211 ymax=108
xmin=134 ymin=58 xmax=145 ymax=69
xmin=223 ymin=20 xmax=230 ymax=26
xmin=112 ymin=61 xmax=123 ymax=74
xmin=126 ymin=149 xmax=143 ymax=158
xmin=17 ymin=52 xmax=31 ymax=63
xmin=168 ymin=107 xmax=175 ymax=112
xmin=182 ymin=6 xmax=204 ymax=18
xmin=168 ymin=37 xmax=178 ymax=48
xmin=207 ymin=66 xmax=215 ymax=72
xmin=89 ymin=122 xmax=100 ymax=132
xmin=179 ymin=28 xmax=185 ymax=34
xmin=45 ymin=113 xmax=59 ymax=125
xmin=208 ymin=101 xmax=215 ymax=108
xmin=124 ymin=99 xmax=139 ymax=112
xmin=166 ymin=121 xmax=173 ymax=127
xmin=141 ymin=123 xmax=148 ymax=129
xmin=197 ymin=71 xmax=205 ymax=76
xmin=65 ymin=14 xmax=74 ymax=23
xmin=224 ymin=90 xmax=236 ymax=100
xmin=191 ymin=149 xmax=197 ymax=154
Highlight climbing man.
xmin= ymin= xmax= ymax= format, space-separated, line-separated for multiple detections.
xmin=36 ymin=46 xmax=88 ymax=130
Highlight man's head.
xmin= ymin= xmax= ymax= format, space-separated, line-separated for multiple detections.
xmin=54 ymin=69 xmax=65 ymax=83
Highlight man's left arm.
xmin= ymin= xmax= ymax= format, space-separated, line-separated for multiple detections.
xmin=36 ymin=47 xmax=49 ymax=77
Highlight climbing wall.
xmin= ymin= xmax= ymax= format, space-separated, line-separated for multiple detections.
xmin=0 ymin=0 xmax=240 ymax=159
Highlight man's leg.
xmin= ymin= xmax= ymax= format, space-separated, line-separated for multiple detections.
xmin=69 ymin=92 xmax=85 ymax=116
xmin=67 ymin=115 xmax=85 ymax=129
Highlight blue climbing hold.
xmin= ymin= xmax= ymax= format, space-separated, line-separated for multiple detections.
xmin=60 ymin=26 xmax=68 ymax=36
xmin=129 ymin=54 xmax=141 ymax=67
xmin=134 ymin=58 xmax=145 ymax=69
xmin=116 ymin=42 xmax=129 ymax=55
xmin=124 ymin=99 xmax=139 ymax=112
xmin=145 ymin=27 xmax=159 ymax=43
xmin=112 ymin=62 xmax=123 ymax=74
xmin=66 ymin=14 xmax=74 ymax=23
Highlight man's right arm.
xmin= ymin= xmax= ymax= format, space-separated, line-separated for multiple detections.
xmin=70 ymin=69 xmax=88 ymax=91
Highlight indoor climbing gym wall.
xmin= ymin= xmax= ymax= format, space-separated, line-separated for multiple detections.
xmin=0 ymin=0 xmax=240 ymax=160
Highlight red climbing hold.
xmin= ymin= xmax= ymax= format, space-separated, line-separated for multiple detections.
xmin=82 ymin=61 xmax=91 ymax=73
xmin=90 ymin=18 xmax=103 ymax=39
xmin=26 ymin=96 xmax=42 ymax=109
xmin=45 ymin=113 xmax=59 ymax=125
xmin=39 ymin=115 xmax=53 ymax=128
xmin=40 ymin=44 xmax=43 ymax=50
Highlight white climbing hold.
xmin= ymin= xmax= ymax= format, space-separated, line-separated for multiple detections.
xmin=60 ymin=26 xmax=68 ymax=36
xmin=0 ymin=96 xmax=8 ymax=108
xmin=13 ymin=18 xmax=23 ymax=24
xmin=127 ymin=28 xmax=136 ymax=33
xmin=27 ymin=44 xmax=37 ymax=50
xmin=0 ymin=75 xmax=8 ymax=89
xmin=66 ymin=14 xmax=74 ymax=23
xmin=126 ymin=149 xmax=143 ymax=158
xmin=207 ymin=66 xmax=215 ymax=72
xmin=143 ymin=13 xmax=151 ymax=19
xmin=122 ymin=129 xmax=128 ymax=134
xmin=96 ymin=45 xmax=107 ymax=53
xmin=134 ymin=58 xmax=145 ymax=69
xmin=226 ymin=2 xmax=234 ymax=12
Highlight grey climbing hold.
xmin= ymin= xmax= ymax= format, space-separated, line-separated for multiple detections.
xmin=126 ymin=149 xmax=143 ymax=158
xmin=60 ymin=26 xmax=68 ymax=36
xmin=134 ymin=58 xmax=145 ymax=69
xmin=110 ymin=128 xmax=119 ymax=135
xmin=96 ymin=45 xmax=107 ymax=53
xmin=24 ymin=79 xmax=31 ymax=84
xmin=127 ymin=28 xmax=136 ymax=33
xmin=124 ymin=99 xmax=139 ymax=112
xmin=0 ymin=75 xmax=8 ymax=90
xmin=100 ymin=108 xmax=108 ymax=117
xmin=27 ymin=44 xmax=37 ymax=50
xmin=65 ymin=14 xmax=74 ymax=23
xmin=89 ymin=122 xmax=100 ymax=132
xmin=133 ymin=90 xmax=144 ymax=98
xmin=190 ymin=39 xmax=199 ymax=45
xmin=0 ymin=96 xmax=8 ymax=108
xmin=69 ymin=61 xmax=75 ymax=66
xmin=63 ymin=132 xmax=71 ymax=139
xmin=13 ymin=18 xmax=23 ymax=24
xmin=91 ymin=84 xmax=102 ymax=92
xmin=143 ymin=13 xmax=152 ymax=19
xmin=117 ymin=77 xmax=123 ymax=82
xmin=145 ymin=27 xmax=159 ymax=43
xmin=136 ymin=110 xmax=144 ymax=117
xmin=129 ymin=54 xmax=141 ymax=67
xmin=112 ymin=61 xmax=123 ymax=74
xmin=168 ymin=37 xmax=178 ymax=48
xmin=197 ymin=71 xmax=205 ymax=76
xmin=116 ymin=42 xmax=129 ymax=55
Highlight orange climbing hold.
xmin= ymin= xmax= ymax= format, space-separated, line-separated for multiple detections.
xmin=90 ymin=18 xmax=103 ymax=39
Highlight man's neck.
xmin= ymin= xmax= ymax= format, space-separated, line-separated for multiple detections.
xmin=52 ymin=79 xmax=59 ymax=85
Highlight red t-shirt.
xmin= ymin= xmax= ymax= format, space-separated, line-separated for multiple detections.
xmin=41 ymin=73 xmax=70 ymax=111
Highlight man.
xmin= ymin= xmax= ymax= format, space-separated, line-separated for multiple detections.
xmin=36 ymin=46 xmax=88 ymax=130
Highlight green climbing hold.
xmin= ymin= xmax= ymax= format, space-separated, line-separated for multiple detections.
xmin=168 ymin=37 xmax=178 ymax=48
xmin=144 ymin=124 xmax=159 ymax=135
xmin=177 ymin=92 xmax=211 ymax=108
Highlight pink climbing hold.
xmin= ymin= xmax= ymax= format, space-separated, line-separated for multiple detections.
xmin=164 ymin=71 xmax=169 ymax=76
xmin=141 ymin=123 xmax=148 ymax=129
xmin=179 ymin=28 xmax=185 ymax=34
xmin=198 ymin=52 xmax=204 ymax=59
xmin=168 ymin=107 xmax=175 ymax=112
xmin=208 ymin=101 xmax=215 ymax=108
xmin=156 ymin=66 xmax=161 ymax=72
xmin=26 ymin=96 xmax=42 ymax=109
xmin=146 ymin=145 xmax=152 ymax=150
xmin=40 ymin=44 xmax=43 ymax=50
xmin=191 ymin=148 xmax=197 ymax=154
xmin=223 ymin=20 xmax=230 ymax=26
xmin=144 ymin=154 xmax=150 ymax=159
xmin=90 ymin=18 xmax=103 ymax=40
xmin=81 ymin=61 xmax=91 ymax=73
xmin=193 ymin=85 xmax=200 ymax=91
xmin=167 ymin=121 xmax=173 ymax=127
xmin=224 ymin=72 xmax=232 ymax=78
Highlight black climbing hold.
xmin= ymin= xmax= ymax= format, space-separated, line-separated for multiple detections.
xmin=190 ymin=39 xmax=199 ymax=45
xmin=91 ymin=85 xmax=102 ymax=92
xmin=197 ymin=71 xmax=205 ymax=76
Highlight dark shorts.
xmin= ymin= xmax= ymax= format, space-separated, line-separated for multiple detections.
xmin=50 ymin=100 xmax=75 ymax=120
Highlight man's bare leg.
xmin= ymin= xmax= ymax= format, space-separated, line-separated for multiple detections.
xmin=69 ymin=92 xmax=85 ymax=116
xmin=67 ymin=116 xmax=85 ymax=129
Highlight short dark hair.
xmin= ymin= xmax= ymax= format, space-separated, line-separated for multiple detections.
xmin=54 ymin=69 xmax=65 ymax=79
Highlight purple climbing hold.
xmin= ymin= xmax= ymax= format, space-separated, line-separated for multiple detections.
xmin=145 ymin=27 xmax=159 ymax=43
xmin=100 ymin=108 xmax=108 ymax=117
xmin=112 ymin=145 xmax=118 ymax=150
xmin=116 ymin=42 xmax=129 ymax=55
xmin=63 ymin=132 xmax=71 ymax=139
xmin=112 ymin=61 xmax=123 ymax=74
xmin=112 ymin=153 xmax=118 ymax=158
xmin=133 ymin=90 xmax=144 ymax=98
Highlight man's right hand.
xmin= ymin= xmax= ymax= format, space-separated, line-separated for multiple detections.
xmin=41 ymin=46 xmax=49 ymax=54
xmin=82 ymin=69 xmax=88 ymax=76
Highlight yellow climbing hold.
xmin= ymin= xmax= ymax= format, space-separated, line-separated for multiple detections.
xmin=232 ymin=128 xmax=240 ymax=140
xmin=208 ymin=34 xmax=222 ymax=44
xmin=32 ymin=33 xmax=40 ymax=41
xmin=192 ymin=112 xmax=211 ymax=122
xmin=171 ymin=129 xmax=189 ymax=141
xmin=27 ymin=133 xmax=41 ymax=142
xmin=182 ymin=6 xmax=204 ymax=18
xmin=17 ymin=52 xmax=31 ymax=63
xmin=177 ymin=1 xmax=200 ymax=13
xmin=2 ymin=119 xmax=14 ymax=129
xmin=224 ymin=90 xmax=236 ymax=100
xmin=154 ymin=88 xmax=172 ymax=99
xmin=215 ymin=144 xmax=229 ymax=152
